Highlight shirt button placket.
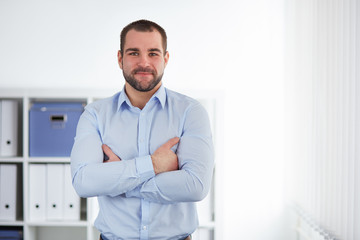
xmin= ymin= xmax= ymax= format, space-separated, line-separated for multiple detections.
xmin=139 ymin=112 xmax=147 ymax=156
xmin=139 ymin=111 xmax=149 ymax=240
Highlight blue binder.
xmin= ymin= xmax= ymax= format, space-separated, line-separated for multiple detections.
xmin=0 ymin=229 xmax=23 ymax=239
xmin=29 ymin=102 xmax=84 ymax=157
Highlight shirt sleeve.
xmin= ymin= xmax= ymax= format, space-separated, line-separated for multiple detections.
xmin=70 ymin=107 xmax=155 ymax=198
xmin=126 ymin=102 xmax=215 ymax=203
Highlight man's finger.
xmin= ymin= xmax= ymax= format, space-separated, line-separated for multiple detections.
xmin=102 ymin=144 xmax=121 ymax=162
xmin=161 ymin=137 xmax=180 ymax=149
xmin=102 ymin=144 xmax=116 ymax=158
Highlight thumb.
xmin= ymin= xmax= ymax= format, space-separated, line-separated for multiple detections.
xmin=162 ymin=137 xmax=180 ymax=149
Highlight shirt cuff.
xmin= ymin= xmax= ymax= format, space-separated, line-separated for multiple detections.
xmin=135 ymin=155 xmax=155 ymax=183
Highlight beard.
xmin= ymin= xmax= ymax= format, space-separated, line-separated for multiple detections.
xmin=123 ymin=67 xmax=163 ymax=92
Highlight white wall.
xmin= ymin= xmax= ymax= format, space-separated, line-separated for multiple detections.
xmin=0 ymin=0 xmax=285 ymax=239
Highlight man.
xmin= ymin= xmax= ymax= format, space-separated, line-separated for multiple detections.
xmin=71 ymin=19 xmax=214 ymax=240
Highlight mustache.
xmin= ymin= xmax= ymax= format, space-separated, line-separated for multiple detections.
xmin=133 ymin=67 xmax=155 ymax=74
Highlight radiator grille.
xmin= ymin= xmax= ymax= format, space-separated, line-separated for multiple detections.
xmin=295 ymin=207 xmax=339 ymax=240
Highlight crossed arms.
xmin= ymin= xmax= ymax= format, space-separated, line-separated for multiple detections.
xmin=103 ymin=137 xmax=179 ymax=174
xmin=71 ymin=102 xmax=214 ymax=204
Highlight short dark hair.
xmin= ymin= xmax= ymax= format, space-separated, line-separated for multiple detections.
xmin=120 ymin=19 xmax=167 ymax=56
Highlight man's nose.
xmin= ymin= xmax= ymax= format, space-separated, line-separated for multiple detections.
xmin=138 ymin=55 xmax=150 ymax=67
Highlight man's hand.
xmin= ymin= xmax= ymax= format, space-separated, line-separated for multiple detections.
xmin=102 ymin=144 xmax=121 ymax=163
xmin=151 ymin=137 xmax=180 ymax=175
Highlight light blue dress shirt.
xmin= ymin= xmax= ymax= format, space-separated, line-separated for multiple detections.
xmin=71 ymin=85 xmax=214 ymax=240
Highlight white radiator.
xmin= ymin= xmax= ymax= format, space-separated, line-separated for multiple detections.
xmin=295 ymin=208 xmax=339 ymax=240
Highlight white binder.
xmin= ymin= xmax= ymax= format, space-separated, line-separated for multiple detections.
xmin=197 ymin=191 xmax=213 ymax=224
xmin=197 ymin=178 xmax=214 ymax=224
xmin=192 ymin=228 xmax=213 ymax=240
xmin=63 ymin=164 xmax=80 ymax=220
xmin=0 ymin=164 xmax=17 ymax=221
xmin=46 ymin=164 xmax=64 ymax=220
xmin=29 ymin=164 xmax=46 ymax=221
xmin=0 ymin=100 xmax=18 ymax=157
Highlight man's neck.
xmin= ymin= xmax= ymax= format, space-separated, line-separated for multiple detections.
xmin=125 ymin=83 xmax=161 ymax=110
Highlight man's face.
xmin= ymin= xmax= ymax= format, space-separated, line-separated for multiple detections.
xmin=118 ymin=29 xmax=169 ymax=92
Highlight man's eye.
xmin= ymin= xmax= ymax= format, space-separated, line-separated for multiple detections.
xmin=129 ymin=52 xmax=139 ymax=56
xmin=149 ymin=53 xmax=159 ymax=56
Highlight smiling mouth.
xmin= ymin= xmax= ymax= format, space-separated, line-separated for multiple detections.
xmin=136 ymin=72 xmax=153 ymax=75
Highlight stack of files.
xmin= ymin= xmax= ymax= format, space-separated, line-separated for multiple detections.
xmin=0 ymin=100 xmax=18 ymax=157
xmin=0 ymin=164 xmax=17 ymax=221
xmin=29 ymin=164 xmax=80 ymax=221
xmin=0 ymin=229 xmax=23 ymax=240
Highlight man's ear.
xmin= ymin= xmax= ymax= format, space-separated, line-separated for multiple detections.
xmin=164 ymin=51 xmax=169 ymax=67
xmin=117 ymin=50 xmax=123 ymax=69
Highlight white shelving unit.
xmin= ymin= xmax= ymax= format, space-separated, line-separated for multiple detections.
xmin=0 ymin=88 xmax=222 ymax=240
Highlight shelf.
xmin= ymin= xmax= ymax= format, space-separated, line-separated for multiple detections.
xmin=0 ymin=221 xmax=24 ymax=226
xmin=198 ymin=221 xmax=216 ymax=229
xmin=27 ymin=158 xmax=70 ymax=163
xmin=0 ymin=158 xmax=23 ymax=163
xmin=26 ymin=221 xmax=88 ymax=227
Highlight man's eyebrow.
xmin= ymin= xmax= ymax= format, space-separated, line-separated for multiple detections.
xmin=148 ymin=48 xmax=162 ymax=53
xmin=125 ymin=48 xmax=139 ymax=53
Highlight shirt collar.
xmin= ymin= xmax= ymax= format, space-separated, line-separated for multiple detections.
xmin=152 ymin=84 xmax=166 ymax=109
xmin=117 ymin=84 xmax=167 ymax=111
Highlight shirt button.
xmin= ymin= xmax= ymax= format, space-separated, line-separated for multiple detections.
xmin=142 ymin=225 xmax=147 ymax=230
